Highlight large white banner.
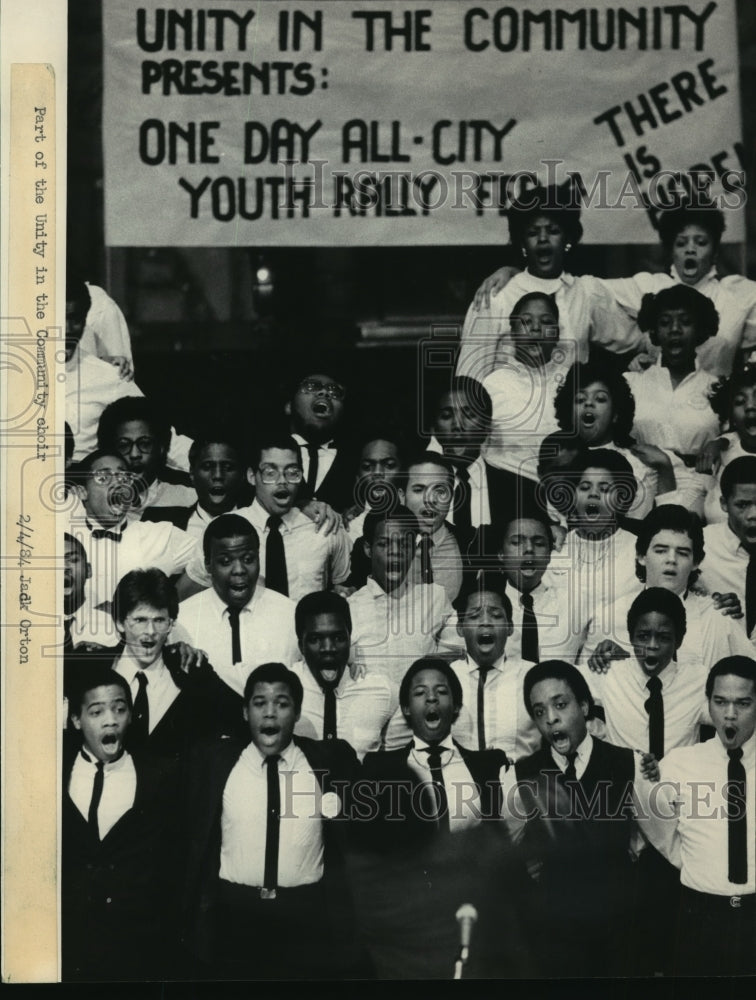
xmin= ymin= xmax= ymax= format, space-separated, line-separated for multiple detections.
xmin=103 ymin=0 xmax=745 ymax=246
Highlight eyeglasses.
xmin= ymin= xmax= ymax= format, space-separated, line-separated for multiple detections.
xmin=257 ymin=465 xmax=303 ymax=485
xmin=124 ymin=614 xmax=172 ymax=632
xmin=116 ymin=437 xmax=156 ymax=454
xmin=297 ymin=379 xmax=346 ymax=401
xmin=90 ymin=470 xmax=135 ymax=486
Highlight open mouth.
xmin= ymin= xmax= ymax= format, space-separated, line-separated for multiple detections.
xmin=476 ymin=629 xmax=497 ymax=651
xmin=101 ymin=733 xmax=120 ymax=751
xmin=724 ymin=725 xmax=737 ymax=741
xmin=682 ymin=258 xmax=700 ymax=276
xmin=311 ymin=400 xmax=331 ymax=418
xmin=551 ymin=731 xmax=571 ymax=753
xmin=260 ymin=725 xmax=280 ymax=740
xmin=584 ymin=503 xmax=602 ymax=518
xmin=424 ymin=709 xmax=442 ymax=730
xmin=273 ymin=490 xmax=291 ymax=503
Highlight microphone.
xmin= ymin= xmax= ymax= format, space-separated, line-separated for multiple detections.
xmin=455 ymin=903 xmax=478 ymax=965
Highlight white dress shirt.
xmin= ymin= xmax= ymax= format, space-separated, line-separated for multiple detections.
xmin=114 ymin=654 xmax=180 ymax=733
xmin=457 ymin=270 xmax=639 ymax=380
xmin=68 ymin=749 xmax=137 ymax=839
xmin=173 ymin=585 xmax=298 ymax=696
xmin=79 ymin=283 xmax=133 ymax=365
xmin=347 ymin=577 xmax=455 ymax=687
xmin=625 ymin=359 xmax=720 ymax=456
xmin=67 ymin=601 xmax=120 ymax=647
xmin=127 ymin=479 xmax=198 ymax=522
xmin=185 ymin=500 xmax=351 ymax=600
xmin=482 ymin=350 xmax=571 ymax=480
xmin=546 ymin=528 xmax=640 ymax=655
xmin=450 ymin=654 xmax=540 ymax=761
xmin=219 ymin=741 xmax=324 ymax=887
xmin=580 ymin=656 xmax=710 ymax=756
xmin=699 ymin=522 xmax=753 ymax=639
xmin=291 ymin=660 xmax=397 ymax=760
xmin=427 ymin=439 xmax=491 ymax=529
xmin=291 ymin=432 xmax=337 ymax=493
xmin=67 ymin=498 xmax=198 ymax=610
xmin=409 ymin=524 xmax=463 ymax=603
xmin=406 ymin=737 xmax=508 ymax=834
xmin=636 ymin=732 xmax=756 ymax=896
xmin=505 ymin=579 xmax=588 ymax=664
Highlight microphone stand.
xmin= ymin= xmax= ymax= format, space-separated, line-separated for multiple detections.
xmin=453 ymin=945 xmax=470 ymax=980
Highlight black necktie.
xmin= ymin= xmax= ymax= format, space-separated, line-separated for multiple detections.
xmin=88 ymin=759 xmax=105 ymax=839
xmin=322 ymin=683 xmax=337 ymax=740
xmin=727 ymin=748 xmax=748 ymax=884
xmin=477 ymin=669 xmax=488 ymax=751
xmin=306 ymin=443 xmax=320 ymax=493
xmin=423 ymin=746 xmax=450 ymax=832
xmin=520 ymin=592 xmax=539 ymax=663
xmin=227 ymin=606 xmax=242 ymax=664
xmin=453 ymin=466 xmax=473 ymax=547
xmin=419 ymin=535 xmax=434 ymax=584
xmin=746 ymin=552 xmax=756 ymax=637
xmin=63 ymin=617 xmax=74 ymax=652
xmin=263 ymin=754 xmax=281 ymax=892
xmin=131 ymin=671 xmax=149 ymax=742
xmin=265 ymin=515 xmax=289 ymax=597
xmin=644 ymin=675 xmax=664 ymax=760
xmin=560 ymin=751 xmax=578 ymax=783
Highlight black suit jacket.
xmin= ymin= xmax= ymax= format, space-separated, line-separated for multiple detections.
xmin=61 ymin=743 xmax=181 ymax=980
xmin=182 ymin=734 xmax=359 ymax=962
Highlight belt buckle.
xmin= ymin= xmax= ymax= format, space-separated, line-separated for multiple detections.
xmin=730 ymin=895 xmax=742 ymax=909
xmin=259 ymin=887 xmax=277 ymax=900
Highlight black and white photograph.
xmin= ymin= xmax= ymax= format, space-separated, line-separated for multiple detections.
xmin=2 ymin=0 xmax=756 ymax=987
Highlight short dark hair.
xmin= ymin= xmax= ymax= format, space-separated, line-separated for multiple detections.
xmin=431 ymin=376 xmax=494 ymax=428
xmin=635 ymin=505 xmax=704 ymax=584
xmin=453 ymin=571 xmax=513 ymax=620
xmin=500 ymin=509 xmax=555 ymax=551
xmin=97 ymin=397 xmax=171 ymax=454
xmin=399 ymin=656 xmax=463 ymax=711
xmin=511 ymin=290 xmax=560 ymax=322
xmin=567 ymin=447 xmax=638 ymax=516
xmin=68 ymin=664 xmax=133 ymax=716
xmin=705 ymin=656 xmax=756 ymax=700
xmin=203 ymin=513 xmax=259 ymax=562
xmin=507 ymin=181 xmax=584 ymax=252
xmin=720 ymin=456 xmax=756 ymax=500
xmin=523 ymin=660 xmax=595 ymax=719
xmin=295 ymin=590 xmax=352 ymax=643
xmin=626 ymin=588 xmax=687 ymax=650
xmin=406 ymin=451 xmax=455 ymax=484
xmin=656 ymin=205 xmax=726 ymax=254
xmin=249 ymin=431 xmax=302 ymax=472
xmin=363 ymin=505 xmax=419 ymax=545
xmin=112 ymin=568 xmax=179 ymax=625
xmin=708 ymin=367 xmax=756 ymax=426
xmin=188 ymin=432 xmax=246 ymax=468
xmin=554 ymin=361 xmax=636 ymax=448
xmin=64 ymin=531 xmax=88 ymax=560
xmin=64 ymin=422 xmax=75 ymax=462
xmin=243 ymin=662 xmax=304 ymax=712
xmin=637 ymin=285 xmax=719 ymax=345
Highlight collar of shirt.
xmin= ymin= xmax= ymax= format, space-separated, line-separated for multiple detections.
xmin=247 ymin=738 xmax=297 ymax=770
xmin=412 ymin=736 xmax=454 ymax=757
xmin=249 ymin=499 xmax=298 ymax=532
xmin=713 ymin=728 xmax=756 ymax=765
xmin=209 ymin=585 xmax=260 ymax=620
xmin=115 ymin=653 xmax=167 ymax=685
xmin=427 ymin=436 xmax=443 ymax=454
xmin=85 ymin=516 xmax=128 ymax=536
xmin=522 ymin=270 xmax=574 ymax=290
xmin=81 ymin=746 xmax=132 ymax=775
xmin=466 ymin=653 xmax=506 ymax=676
xmin=549 ymin=730 xmax=592 ymax=773
xmin=720 ymin=521 xmax=751 ymax=559
xmin=670 ymin=265 xmax=718 ymax=291
xmin=630 ymin=658 xmax=679 ymax=691
xmin=365 ymin=575 xmax=415 ymax=601
xmin=291 ymin=432 xmax=335 ymax=452
xmin=652 ymin=353 xmax=706 ymax=383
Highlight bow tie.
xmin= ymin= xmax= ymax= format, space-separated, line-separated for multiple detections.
xmin=87 ymin=519 xmax=125 ymax=542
